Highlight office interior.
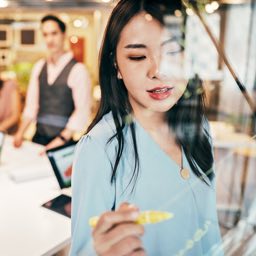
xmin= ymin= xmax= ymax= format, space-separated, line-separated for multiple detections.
xmin=0 ymin=0 xmax=256 ymax=255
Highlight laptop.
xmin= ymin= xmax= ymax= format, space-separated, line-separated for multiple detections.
xmin=0 ymin=131 xmax=4 ymax=163
xmin=42 ymin=141 xmax=77 ymax=218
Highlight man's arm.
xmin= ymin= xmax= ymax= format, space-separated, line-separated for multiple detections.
xmin=13 ymin=60 xmax=43 ymax=147
xmin=64 ymin=62 xmax=92 ymax=133
xmin=42 ymin=127 xmax=73 ymax=152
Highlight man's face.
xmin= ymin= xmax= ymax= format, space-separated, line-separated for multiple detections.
xmin=41 ymin=20 xmax=65 ymax=55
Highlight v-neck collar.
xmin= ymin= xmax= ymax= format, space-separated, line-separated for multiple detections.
xmin=103 ymin=112 xmax=212 ymax=185
xmin=45 ymin=52 xmax=73 ymax=86
xmin=103 ymin=112 xmax=183 ymax=170
xmin=45 ymin=60 xmax=71 ymax=87
xmin=133 ymin=119 xmax=183 ymax=171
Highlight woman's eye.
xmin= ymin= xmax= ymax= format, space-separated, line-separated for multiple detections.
xmin=165 ymin=49 xmax=182 ymax=56
xmin=165 ymin=47 xmax=183 ymax=56
xmin=128 ymin=56 xmax=146 ymax=61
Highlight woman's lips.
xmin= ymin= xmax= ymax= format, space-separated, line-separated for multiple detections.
xmin=147 ymin=87 xmax=174 ymax=100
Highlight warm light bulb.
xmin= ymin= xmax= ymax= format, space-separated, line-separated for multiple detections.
xmin=205 ymin=3 xmax=214 ymax=14
xmin=70 ymin=36 xmax=78 ymax=44
xmin=211 ymin=1 xmax=219 ymax=11
xmin=73 ymin=19 xmax=82 ymax=28
xmin=186 ymin=8 xmax=194 ymax=16
xmin=174 ymin=10 xmax=182 ymax=18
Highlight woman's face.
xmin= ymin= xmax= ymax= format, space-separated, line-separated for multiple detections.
xmin=116 ymin=12 xmax=187 ymax=117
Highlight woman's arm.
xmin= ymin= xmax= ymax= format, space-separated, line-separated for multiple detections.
xmin=0 ymin=89 xmax=21 ymax=132
xmin=70 ymin=135 xmax=145 ymax=256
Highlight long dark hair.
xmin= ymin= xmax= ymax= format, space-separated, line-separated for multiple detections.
xmin=88 ymin=0 xmax=214 ymax=190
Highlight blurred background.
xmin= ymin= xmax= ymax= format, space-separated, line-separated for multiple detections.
xmin=0 ymin=0 xmax=256 ymax=255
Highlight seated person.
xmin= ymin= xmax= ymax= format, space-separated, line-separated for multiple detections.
xmin=0 ymin=78 xmax=21 ymax=134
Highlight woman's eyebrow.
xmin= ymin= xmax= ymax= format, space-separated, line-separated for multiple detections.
xmin=161 ymin=37 xmax=180 ymax=46
xmin=124 ymin=43 xmax=146 ymax=49
xmin=124 ymin=37 xmax=181 ymax=49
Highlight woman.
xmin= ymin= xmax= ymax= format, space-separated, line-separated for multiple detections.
xmin=0 ymin=78 xmax=21 ymax=134
xmin=71 ymin=0 xmax=223 ymax=255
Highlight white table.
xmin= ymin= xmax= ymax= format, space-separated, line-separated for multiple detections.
xmin=0 ymin=136 xmax=71 ymax=256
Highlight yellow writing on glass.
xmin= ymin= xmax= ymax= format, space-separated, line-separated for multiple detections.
xmin=175 ymin=220 xmax=211 ymax=256
xmin=89 ymin=210 xmax=174 ymax=227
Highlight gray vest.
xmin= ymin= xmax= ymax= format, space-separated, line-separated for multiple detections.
xmin=36 ymin=58 xmax=77 ymax=138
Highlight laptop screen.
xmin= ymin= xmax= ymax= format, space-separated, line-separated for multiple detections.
xmin=46 ymin=141 xmax=77 ymax=189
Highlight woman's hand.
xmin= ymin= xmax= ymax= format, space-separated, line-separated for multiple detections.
xmin=93 ymin=203 xmax=145 ymax=256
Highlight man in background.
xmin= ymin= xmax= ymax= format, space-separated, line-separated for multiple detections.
xmin=14 ymin=14 xmax=91 ymax=150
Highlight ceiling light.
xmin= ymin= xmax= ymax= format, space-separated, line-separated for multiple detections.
xmin=70 ymin=36 xmax=78 ymax=44
xmin=73 ymin=19 xmax=83 ymax=28
xmin=211 ymin=1 xmax=220 ymax=11
xmin=101 ymin=0 xmax=111 ymax=3
xmin=186 ymin=8 xmax=194 ymax=16
xmin=73 ymin=17 xmax=89 ymax=29
xmin=205 ymin=3 xmax=214 ymax=14
xmin=174 ymin=10 xmax=182 ymax=17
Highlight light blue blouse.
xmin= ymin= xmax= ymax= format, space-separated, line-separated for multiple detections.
xmin=70 ymin=112 xmax=223 ymax=256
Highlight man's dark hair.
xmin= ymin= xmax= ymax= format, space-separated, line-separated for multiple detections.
xmin=41 ymin=14 xmax=66 ymax=33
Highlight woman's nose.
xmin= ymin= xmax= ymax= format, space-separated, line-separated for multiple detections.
xmin=147 ymin=56 xmax=166 ymax=80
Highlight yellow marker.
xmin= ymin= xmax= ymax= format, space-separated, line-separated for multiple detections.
xmin=89 ymin=210 xmax=174 ymax=227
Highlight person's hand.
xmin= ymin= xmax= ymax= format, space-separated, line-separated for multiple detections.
xmin=13 ymin=132 xmax=23 ymax=148
xmin=0 ymin=125 xmax=6 ymax=132
xmin=39 ymin=136 xmax=64 ymax=155
xmin=93 ymin=203 xmax=145 ymax=256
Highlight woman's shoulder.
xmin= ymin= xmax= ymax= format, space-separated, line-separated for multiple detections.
xmin=73 ymin=113 xmax=116 ymax=177
xmin=87 ymin=112 xmax=116 ymax=141
xmin=76 ymin=112 xmax=116 ymax=151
